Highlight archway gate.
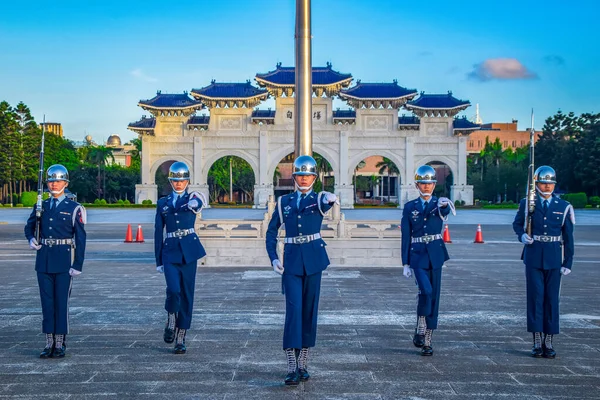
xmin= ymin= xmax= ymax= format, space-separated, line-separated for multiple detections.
xmin=129 ymin=66 xmax=476 ymax=208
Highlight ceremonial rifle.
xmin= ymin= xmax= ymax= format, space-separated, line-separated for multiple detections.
xmin=525 ymin=110 xmax=536 ymax=235
xmin=34 ymin=116 xmax=46 ymax=242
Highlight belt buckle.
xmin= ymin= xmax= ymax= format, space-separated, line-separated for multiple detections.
xmin=47 ymin=239 xmax=56 ymax=246
xmin=541 ymin=236 xmax=550 ymax=242
xmin=296 ymin=236 xmax=308 ymax=244
xmin=422 ymin=235 xmax=433 ymax=244
xmin=175 ymin=229 xmax=185 ymax=238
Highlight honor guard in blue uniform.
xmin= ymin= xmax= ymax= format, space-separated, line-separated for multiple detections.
xmin=24 ymin=164 xmax=87 ymax=358
xmin=512 ymin=166 xmax=575 ymax=358
xmin=154 ymin=161 xmax=206 ymax=354
xmin=401 ymin=165 xmax=454 ymax=356
xmin=266 ymin=155 xmax=337 ymax=385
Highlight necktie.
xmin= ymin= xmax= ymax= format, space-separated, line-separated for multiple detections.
xmin=298 ymin=193 xmax=306 ymax=209
xmin=175 ymin=195 xmax=183 ymax=208
xmin=543 ymin=200 xmax=548 ymax=212
xmin=51 ymin=198 xmax=58 ymax=210
xmin=423 ymin=201 xmax=428 ymax=210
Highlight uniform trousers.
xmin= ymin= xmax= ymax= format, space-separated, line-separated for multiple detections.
xmin=37 ymin=272 xmax=72 ymax=334
xmin=526 ymin=267 xmax=561 ymax=334
xmin=413 ymin=266 xmax=442 ymax=330
xmin=164 ymin=261 xmax=197 ymax=330
xmin=282 ymin=272 xmax=322 ymax=349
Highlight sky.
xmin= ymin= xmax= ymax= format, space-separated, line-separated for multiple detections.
xmin=1 ymin=0 xmax=599 ymax=143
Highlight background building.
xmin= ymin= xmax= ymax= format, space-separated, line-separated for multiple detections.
xmin=39 ymin=122 xmax=63 ymax=137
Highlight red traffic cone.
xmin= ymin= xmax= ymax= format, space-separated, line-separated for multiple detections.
xmin=474 ymin=224 xmax=485 ymax=244
xmin=135 ymin=224 xmax=145 ymax=243
xmin=443 ymin=224 xmax=452 ymax=243
xmin=124 ymin=224 xmax=133 ymax=243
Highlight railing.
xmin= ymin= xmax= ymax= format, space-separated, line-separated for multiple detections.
xmin=194 ymin=202 xmax=400 ymax=240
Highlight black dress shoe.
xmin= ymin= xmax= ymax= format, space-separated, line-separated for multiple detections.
xmin=40 ymin=346 xmax=54 ymax=359
xmin=174 ymin=343 xmax=186 ymax=354
xmin=298 ymin=368 xmax=310 ymax=381
xmin=413 ymin=329 xmax=425 ymax=348
xmin=542 ymin=344 xmax=556 ymax=359
xmin=53 ymin=344 xmax=66 ymax=358
xmin=421 ymin=345 xmax=433 ymax=356
xmin=285 ymin=371 xmax=300 ymax=386
xmin=531 ymin=346 xmax=543 ymax=358
xmin=164 ymin=326 xmax=176 ymax=344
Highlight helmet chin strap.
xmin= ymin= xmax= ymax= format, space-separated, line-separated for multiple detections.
xmin=170 ymin=181 xmax=189 ymax=194
xmin=48 ymin=184 xmax=67 ymax=196
xmin=416 ymin=183 xmax=435 ymax=199
xmin=294 ymin=176 xmax=316 ymax=192
xmin=536 ymin=187 xmax=553 ymax=197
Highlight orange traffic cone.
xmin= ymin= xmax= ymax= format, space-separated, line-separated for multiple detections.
xmin=443 ymin=224 xmax=452 ymax=243
xmin=135 ymin=224 xmax=145 ymax=243
xmin=124 ymin=224 xmax=133 ymax=243
xmin=474 ymin=224 xmax=484 ymax=244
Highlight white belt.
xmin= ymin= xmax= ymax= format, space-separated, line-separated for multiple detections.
xmin=41 ymin=238 xmax=73 ymax=246
xmin=167 ymin=228 xmax=195 ymax=238
xmin=533 ymin=235 xmax=561 ymax=243
xmin=284 ymin=233 xmax=321 ymax=244
xmin=411 ymin=234 xmax=442 ymax=244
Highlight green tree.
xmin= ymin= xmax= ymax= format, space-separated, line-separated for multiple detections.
xmin=376 ymin=157 xmax=399 ymax=202
xmin=87 ymin=145 xmax=114 ymax=199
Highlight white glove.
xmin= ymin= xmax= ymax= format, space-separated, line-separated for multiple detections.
xmin=69 ymin=268 xmax=81 ymax=277
xmin=323 ymin=192 xmax=338 ymax=204
xmin=438 ymin=197 xmax=450 ymax=207
xmin=521 ymin=233 xmax=534 ymax=245
xmin=272 ymin=259 xmax=284 ymax=275
xmin=403 ymin=265 xmax=412 ymax=278
xmin=187 ymin=199 xmax=199 ymax=210
xmin=29 ymin=238 xmax=42 ymax=251
xmin=560 ymin=267 xmax=571 ymax=276
xmin=156 ymin=265 xmax=164 ymax=274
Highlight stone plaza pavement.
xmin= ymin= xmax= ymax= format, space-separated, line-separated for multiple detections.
xmin=0 ymin=221 xmax=599 ymax=399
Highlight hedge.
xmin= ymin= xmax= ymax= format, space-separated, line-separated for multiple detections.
xmin=562 ymin=193 xmax=587 ymax=208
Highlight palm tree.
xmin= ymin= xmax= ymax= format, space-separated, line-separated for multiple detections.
xmin=87 ymin=145 xmax=114 ymax=199
xmin=376 ymin=157 xmax=399 ymax=202
xmin=353 ymin=160 xmax=366 ymax=204
xmin=313 ymin=152 xmax=333 ymax=191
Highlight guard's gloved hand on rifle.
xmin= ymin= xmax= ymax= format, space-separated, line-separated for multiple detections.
xmin=521 ymin=233 xmax=534 ymax=245
xmin=29 ymin=238 xmax=42 ymax=251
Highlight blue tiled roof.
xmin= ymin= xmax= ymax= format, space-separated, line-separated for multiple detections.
xmin=341 ymin=80 xmax=417 ymax=99
xmin=187 ymin=115 xmax=210 ymax=125
xmin=407 ymin=92 xmax=470 ymax=109
xmin=128 ymin=116 xmax=155 ymax=129
xmin=255 ymin=62 xmax=352 ymax=85
xmin=192 ymin=81 xmax=268 ymax=98
xmin=139 ymin=91 xmax=202 ymax=108
xmin=251 ymin=109 xmax=276 ymax=118
xmin=398 ymin=115 xmax=420 ymax=125
xmin=333 ymin=109 xmax=356 ymax=118
xmin=453 ymin=116 xmax=480 ymax=129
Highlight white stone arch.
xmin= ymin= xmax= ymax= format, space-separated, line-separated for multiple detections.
xmin=347 ymin=150 xmax=406 ymax=184
xmin=201 ymin=150 xmax=259 ymax=186
xmin=150 ymin=156 xmax=194 ymax=185
xmin=414 ymin=155 xmax=457 ymax=184
xmin=266 ymin=145 xmax=340 ymax=185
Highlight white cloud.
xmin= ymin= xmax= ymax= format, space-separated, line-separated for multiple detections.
xmin=468 ymin=58 xmax=537 ymax=82
xmin=130 ymin=68 xmax=158 ymax=83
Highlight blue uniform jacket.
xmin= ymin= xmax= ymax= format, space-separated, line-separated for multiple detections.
xmin=154 ymin=191 xmax=206 ymax=266
xmin=266 ymin=192 xmax=333 ymax=276
xmin=512 ymin=195 xmax=575 ymax=270
xmin=401 ymin=197 xmax=451 ymax=270
xmin=24 ymin=198 xmax=87 ymax=273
